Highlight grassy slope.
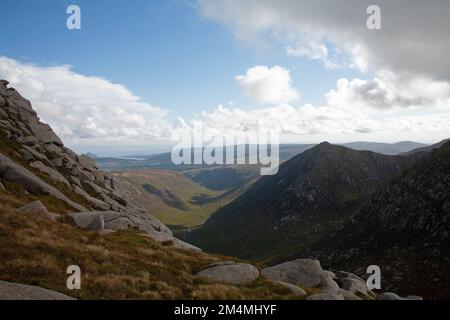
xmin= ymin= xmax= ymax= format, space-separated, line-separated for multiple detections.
xmin=111 ymin=169 xmax=254 ymax=229
xmin=0 ymin=190 xmax=300 ymax=300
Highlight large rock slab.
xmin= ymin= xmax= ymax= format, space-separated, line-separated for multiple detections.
xmin=172 ymin=238 xmax=202 ymax=252
xmin=67 ymin=210 xmax=174 ymax=243
xmin=273 ymin=281 xmax=307 ymax=297
xmin=337 ymin=288 xmax=362 ymax=300
xmin=197 ymin=262 xmax=259 ymax=285
xmin=0 ymin=152 xmax=86 ymax=212
xmin=377 ymin=292 xmax=406 ymax=300
xmin=306 ymin=293 xmax=344 ymax=300
xmin=17 ymin=201 xmax=56 ymax=221
xmin=262 ymin=259 xmax=326 ymax=288
xmin=0 ymin=281 xmax=75 ymax=300
xmin=340 ymin=277 xmax=369 ymax=295
xmin=29 ymin=161 xmax=70 ymax=186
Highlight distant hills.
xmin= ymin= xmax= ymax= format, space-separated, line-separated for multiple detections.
xmin=94 ymin=141 xmax=429 ymax=172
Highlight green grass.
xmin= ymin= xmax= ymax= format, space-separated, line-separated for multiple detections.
xmin=112 ymin=169 xmax=246 ymax=228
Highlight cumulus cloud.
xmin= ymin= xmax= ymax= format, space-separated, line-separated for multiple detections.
xmin=197 ymin=0 xmax=450 ymax=79
xmin=235 ymin=65 xmax=299 ymax=104
xmin=326 ymin=70 xmax=450 ymax=111
xmin=0 ymin=56 xmax=172 ymax=143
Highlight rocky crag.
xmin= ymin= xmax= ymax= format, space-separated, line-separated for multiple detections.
xmin=0 ymin=79 xmax=195 ymax=249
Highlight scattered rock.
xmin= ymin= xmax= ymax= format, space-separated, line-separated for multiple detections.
xmin=0 ymin=280 xmax=75 ymax=300
xmin=406 ymin=295 xmax=423 ymax=300
xmin=319 ymin=277 xmax=340 ymax=293
xmin=273 ymin=281 xmax=307 ymax=297
xmin=17 ymin=201 xmax=56 ymax=221
xmin=306 ymin=293 xmax=344 ymax=300
xmin=336 ymin=271 xmax=365 ymax=282
xmin=337 ymin=288 xmax=362 ymax=300
xmin=0 ymin=181 xmax=5 ymax=191
xmin=377 ymin=292 xmax=405 ymax=300
xmin=340 ymin=277 xmax=369 ymax=295
xmin=197 ymin=262 xmax=259 ymax=285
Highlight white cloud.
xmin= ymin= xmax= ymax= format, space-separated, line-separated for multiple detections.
xmin=235 ymin=65 xmax=299 ymax=104
xmin=0 ymin=56 xmax=172 ymax=143
xmin=326 ymin=70 xmax=450 ymax=112
xmin=184 ymin=72 xmax=450 ymax=143
xmin=2 ymin=56 xmax=450 ymax=147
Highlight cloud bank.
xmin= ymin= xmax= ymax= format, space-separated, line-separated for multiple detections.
xmin=197 ymin=0 xmax=450 ymax=79
xmin=0 ymin=57 xmax=171 ymax=143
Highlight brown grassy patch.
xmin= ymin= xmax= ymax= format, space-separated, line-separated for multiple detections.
xmin=0 ymin=202 xmax=299 ymax=300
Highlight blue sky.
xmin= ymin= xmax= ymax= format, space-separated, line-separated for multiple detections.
xmin=1 ymin=0 xmax=363 ymax=119
xmin=1 ymin=0 xmax=450 ymax=154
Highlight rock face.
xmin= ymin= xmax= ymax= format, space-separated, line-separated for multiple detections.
xmin=0 ymin=153 xmax=87 ymax=212
xmin=0 ymin=80 xmax=188 ymax=248
xmin=197 ymin=262 xmax=260 ymax=285
xmin=0 ymin=281 xmax=75 ymax=300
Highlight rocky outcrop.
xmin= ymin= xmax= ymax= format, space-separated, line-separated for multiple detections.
xmin=0 ymin=80 xmax=189 ymax=248
xmin=66 ymin=210 xmax=172 ymax=242
xmin=196 ymin=262 xmax=260 ymax=285
xmin=0 ymin=153 xmax=87 ymax=212
xmin=0 ymin=281 xmax=75 ymax=300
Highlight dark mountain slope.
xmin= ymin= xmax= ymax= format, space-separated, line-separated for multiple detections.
xmin=187 ymin=142 xmax=419 ymax=263
xmin=305 ymin=141 xmax=450 ymax=298
xmin=400 ymin=138 xmax=450 ymax=155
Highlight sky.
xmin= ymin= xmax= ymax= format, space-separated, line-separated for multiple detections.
xmin=1 ymin=0 xmax=450 ymax=155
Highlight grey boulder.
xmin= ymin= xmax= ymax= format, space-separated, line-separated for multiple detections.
xmin=306 ymin=293 xmax=345 ymax=300
xmin=172 ymin=238 xmax=202 ymax=252
xmin=273 ymin=281 xmax=307 ymax=297
xmin=261 ymin=259 xmax=326 ymax=288
xmin=0 ymin=281 xmax=75 ymax=300
xmin=340 ymin=277 xmax=369 ymax=295
xmin=197 ymin=262 xmax=259 ymax=285
xmin=337 ymin=288 xmax=363 ymax=300
xmin=377 ymin=292 xmax=405 ymax=300
xmin=17 ymin=201 xmax=56 ymax=221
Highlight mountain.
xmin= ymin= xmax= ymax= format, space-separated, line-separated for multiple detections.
xmin=400 ymin=138 xmax=450 ymax=155
xmin=187 ymin=142 xmax=419 ymax=263
xmin=305 ymin=140 xmax=450 ymax=299
xmin=341 ymin=141 xmax=428 ymax=155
